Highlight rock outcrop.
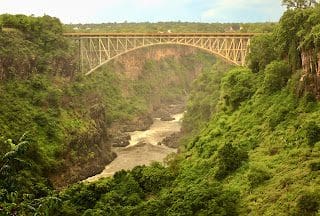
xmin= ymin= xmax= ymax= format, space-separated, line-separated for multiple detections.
xmin=158 ymin=132 xmax=182 ymax=149
xmin=49 ymin=104 xmax=116 ymax=188
xmin=300 ymin=50 xmax=320 ymax=99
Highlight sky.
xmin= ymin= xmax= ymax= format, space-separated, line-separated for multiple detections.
xmin=0 ymin=0 xmax=285 ymax=24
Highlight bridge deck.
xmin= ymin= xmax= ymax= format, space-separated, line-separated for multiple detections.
xmin=63 ymin=32 xmax=258 ymax=38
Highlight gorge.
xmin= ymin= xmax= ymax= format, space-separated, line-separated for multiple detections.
xmin=1 ymin=6 xmax=320 ymax=215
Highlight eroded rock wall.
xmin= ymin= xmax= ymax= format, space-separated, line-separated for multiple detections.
xmin=300 ymin=50 xmax=320 ymax=99
xmin=115 ymin=45 xmax=196 ymax=80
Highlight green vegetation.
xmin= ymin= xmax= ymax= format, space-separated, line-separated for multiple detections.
xmin=182 ymin=60 xmax=232 ymax=133
xmin=282 ymin=0 xmax=318 ymax=9
xmin=2 ymin=1 xmax=320 ymax=215
xmin=247 ymin=34 xmax=278 ymax=72
xmin=51 ymin=162 xmax=239 ymax=216
xmin=221 ymin=68 xmax=257 ymax=111
xmin=65 ymin=22 xmax=276 ymax=33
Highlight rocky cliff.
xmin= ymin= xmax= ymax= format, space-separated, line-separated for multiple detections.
xmin=114 ymin=45 xmax=197 ymax=80
xmin=300 ymin=50 xmax=320 ymax=99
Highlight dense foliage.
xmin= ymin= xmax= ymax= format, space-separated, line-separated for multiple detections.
xmin=2 ymin=2 xmax=320 ymax=215
xmin=0 ymin=14 xmax=77 ymax=79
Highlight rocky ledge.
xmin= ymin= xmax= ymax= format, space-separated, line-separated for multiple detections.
xmin=153 ymin=103 xmax=185 ymax=121
xmin=158 ymin=132 xmax=182 ymax=148
xmin=110 ymin=132 xmax=131 ymax=147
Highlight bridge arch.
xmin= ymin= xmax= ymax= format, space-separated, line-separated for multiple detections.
xmin=85 ymin=43 xmax=240 ymax=75
xmin=64 ymin=33 xmax=255 ymax=75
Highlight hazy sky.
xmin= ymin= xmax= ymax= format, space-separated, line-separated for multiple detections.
xmin=0 ymin=0 xmax=285 ymax=23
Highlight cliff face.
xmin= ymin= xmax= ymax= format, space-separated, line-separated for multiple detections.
xmin=300 ymin=50 xmax=320 ymax=99
xmin=114 ymin=45 xmax=197 ymax=80
xmin=301 ymin=50 xmax=320 ymax=75
xmin=49 ymin=104 xmax=116 ymax=188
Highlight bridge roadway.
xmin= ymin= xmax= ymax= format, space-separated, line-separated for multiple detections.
xmin=63 ymin=32 xmax=257 ymax=37
xmin=64 ymin=32 xmax=258 ymax=75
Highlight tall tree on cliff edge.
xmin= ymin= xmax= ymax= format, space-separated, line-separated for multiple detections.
xmin=282 ymin=0 xmax=319 ymax=8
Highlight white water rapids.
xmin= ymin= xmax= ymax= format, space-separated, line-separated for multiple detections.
xmin=86 ymin=113 xmax=183 ymax=182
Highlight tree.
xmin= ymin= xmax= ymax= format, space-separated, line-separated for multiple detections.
xmin=262 ymin=60 xmax=291 ymax=94
xmin=275 ymin=8 xmax=311 ymax=70
xmin=282 ymin=0 xmax=319 ymax=9
xmin=215 ymin=143 xmax=248 ymax=180
xmin=221 ymin=68 xmax=257 ymax=110
xmin=247 ymin=34 xmax=278 ymax=72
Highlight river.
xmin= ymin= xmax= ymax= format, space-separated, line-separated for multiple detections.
xmin=86 ymin=112 xmax=183 ymax=182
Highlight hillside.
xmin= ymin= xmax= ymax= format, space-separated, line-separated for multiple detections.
xmin=1 ymin=3 xmax=320 ymax=216
xmin=48 ymin=66 xmax=320 ymax=216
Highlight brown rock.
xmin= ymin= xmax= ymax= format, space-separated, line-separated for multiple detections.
xmin=159 ymin=132 xmax=182 ymax=148
xmin=111 ymin=133 xmax=131 ymax=147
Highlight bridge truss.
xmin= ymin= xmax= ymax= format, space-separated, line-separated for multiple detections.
xmin=64 ymin=33 xmax=256 ymax=75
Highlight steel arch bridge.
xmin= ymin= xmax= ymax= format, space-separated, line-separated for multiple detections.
xmin=64 ymin=32 xmax=256 ymax=75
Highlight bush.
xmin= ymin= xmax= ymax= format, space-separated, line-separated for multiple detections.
xmin=300 ymin=92 xmax=317 ymax=113
xmin=221 ymin=68 xmax=257 ymax=110
xmin=247 ymin=34 xmax=278 ymax=73
xmin=268 ymin=107 xmax=289 ymax=129
xmin=131 ymin=163 xmax=175 ymax=194
xmin=295 ymin=192 xmax=320 ymax=216
xmin=309 ymin=162 xmax=320 ymax=171
xmin=215 ymin=143 xmax=248 ymax=180
xmin=33 ymin=113 xmax=48 ymax=127
xmin=262 ymin=61 xmax=291 ymax=94
xmin=47 ymin=89 xmax=62 ymax=108
xmin=247 ymin=165 xmax=271 ymax=188
xmin=160 ymin=182 xmax=240 ymax=216
xmin=305 ymin=121 xmax=320 ymax=147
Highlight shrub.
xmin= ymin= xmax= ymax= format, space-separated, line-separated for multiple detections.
xmin=305 ymin=121 xmax=320 ymax=147
xmin=247 ymin=165 xmax=271 ymax=188
xmin=215 ymin=143 xmax=248 ymax=180
xmin=221 ymin=68 xmax=257 ymax=110
xmin=300 ymin=93 xmax=317 ymax=113
xmin=262 ymin=60 xmax=291 ymax=94
xmin=33 ymin=113 xmax=48 ymax=127
xmin=296 ymin=192 xmax=320 ymax=216
xmin=131 ymin=163 xmax=175 ymax=194
xmin=47 ymin=89 xmax=62 ymax=108
xmin=247 ymin=34 xmax=278 ymax=73
xmin=30 ymin=75 xmax=48 ymax=91
xmin=309 ymin=162 xmax=320 ymax=171
xmin=268 ymin=107 xmax=289 ymax=129
xmin=158 ymin=182 xmax=240 ymax=216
